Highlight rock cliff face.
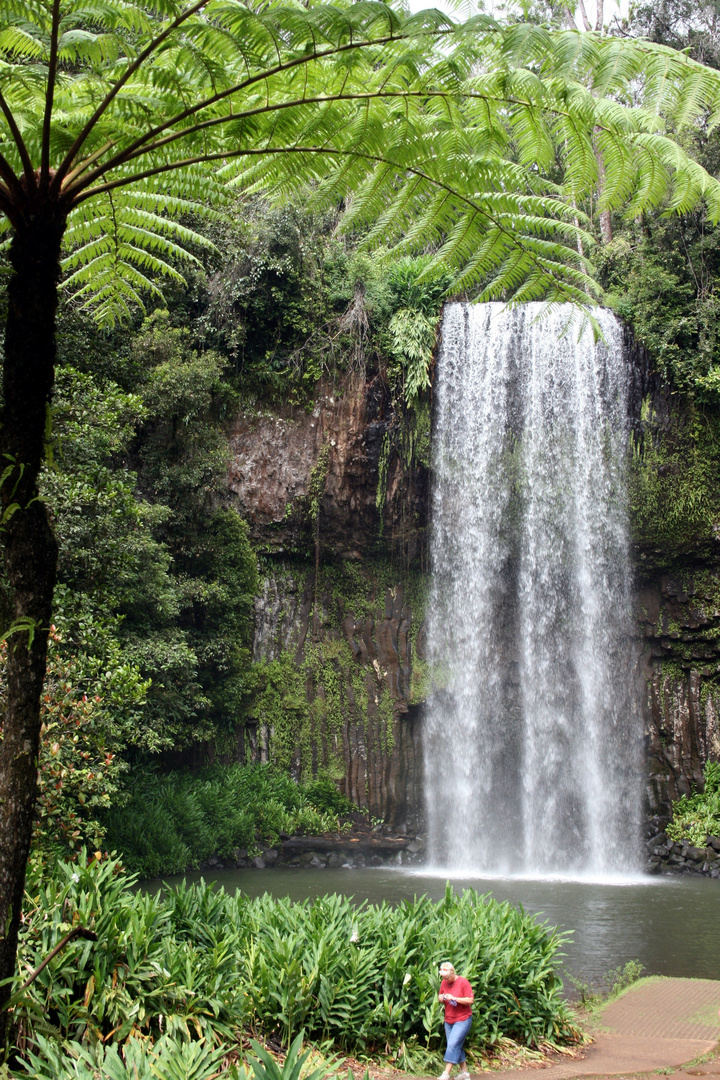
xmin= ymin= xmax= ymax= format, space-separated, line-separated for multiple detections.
xmin=227 ymin=372 xmax=427 ymax=561
xmin=638 ymin=572 xmax=720 ymax=812
xmin=248 ymin=567 xmax=424 ymax=828
xmin=227 ymin=346 xmax=720 ymax=833
xmin=226 ymin=369 xmax=427 ymax=827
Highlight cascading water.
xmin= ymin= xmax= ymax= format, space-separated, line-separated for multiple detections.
xmin=424 ymin=302 xmax=641 ymax=877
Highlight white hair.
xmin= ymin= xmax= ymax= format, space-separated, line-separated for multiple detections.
xmin=439 ymin=962 xmax=455 ymax=976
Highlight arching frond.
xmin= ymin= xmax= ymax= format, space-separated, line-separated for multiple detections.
xmin=59 ymin=181 xmax=219 ymax=321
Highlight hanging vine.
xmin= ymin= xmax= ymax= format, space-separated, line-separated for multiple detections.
xmin=308 ymin=443 xmax=331 ymax=640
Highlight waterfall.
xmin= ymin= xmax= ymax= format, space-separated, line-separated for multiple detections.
xmin=424 ymin=303 xmax=641 ymax=877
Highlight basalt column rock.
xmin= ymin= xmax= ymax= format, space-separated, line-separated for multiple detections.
xmin=227 ymin=372 xmax=427 ymax=562
xmin=637 ymin=571 xmax=720 ymax=815
xmin=244 ymin=563 xmax=425 ymax=831
xmin=227 ymin=370 xmax=428 ymax=830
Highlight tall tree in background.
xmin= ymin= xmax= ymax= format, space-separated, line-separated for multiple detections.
xmin=2 ymin=0 xmax=720 ymax=1017
xmin=623 ymin=1 xmax=720 ymax=68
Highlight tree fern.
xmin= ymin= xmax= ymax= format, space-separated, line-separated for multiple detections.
xmin=3 ymin=2 xmax=720 ymax=319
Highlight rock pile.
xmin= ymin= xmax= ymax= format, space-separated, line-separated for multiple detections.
xmin=645 ymin=817 xmax=720 ymax=877
xmin=200 ymin=834 xmax=426 ymax=872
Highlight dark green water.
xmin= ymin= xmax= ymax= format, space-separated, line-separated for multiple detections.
xmin=141 ymin=867 xmax=720 ymax=991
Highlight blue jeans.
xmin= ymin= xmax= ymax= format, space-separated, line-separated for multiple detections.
xmin=444 ymin=1016 xmax=472 ymax=1064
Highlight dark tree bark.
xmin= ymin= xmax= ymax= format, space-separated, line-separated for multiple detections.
xmin=0 ymin=204 xmax=63 ymax=1034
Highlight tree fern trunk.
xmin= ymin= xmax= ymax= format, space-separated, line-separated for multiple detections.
xmin=0 ymin=210 xmax=63 ymax=1034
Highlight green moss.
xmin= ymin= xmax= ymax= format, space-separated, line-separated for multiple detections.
xmin=246 ymin=557 xmax=432 ymax=786
xmin=308 ymin=444 xmax=330 ymax=525
xmin=375 ymin=430 xmax=391 ymax=526
xmin=660 ymin=660 xmax=688 ymax=684
xmin=249 ymin=652 xmax=309 ymax=772
xmin=692 ymin=570 xmax=720 ymax=611
xmin=409 ymin=656 xmax=430 ymax=705
xmin=629 ymin=404 xmax=720 ymax=566
xmin=699 ymin=681 xmax=720 ymax=710
xmin=377 ymin=683 xmax=396 ymax=754
xmin=349 ymin=666 xmax=371 ymax=732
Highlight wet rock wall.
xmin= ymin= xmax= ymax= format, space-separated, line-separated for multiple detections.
xmin=225 ymin=367 xmax=429 ymax=827
xmin=242 ymin=564 xmax=425 ymax=829
xmin=637 ymin=572 xmax=720 ymax=815
xmin=227 ymin=371 xmax=427 ymax=563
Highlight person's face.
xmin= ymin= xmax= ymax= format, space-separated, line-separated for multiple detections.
xmin=440 ymin=968 xmax=456 ymax=984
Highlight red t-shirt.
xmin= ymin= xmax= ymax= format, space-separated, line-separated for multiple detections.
xmin=439 ymin=976 xmax=473 ymax=1022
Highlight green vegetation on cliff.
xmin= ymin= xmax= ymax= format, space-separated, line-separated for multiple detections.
xmin=668 ymin=760 xmax=720 ymax=846
xmin=628 ymin=409 xmax=720 ymax=565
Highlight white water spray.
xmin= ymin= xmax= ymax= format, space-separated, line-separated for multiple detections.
xmin=424 ymin=303 xmax=641 ymax=877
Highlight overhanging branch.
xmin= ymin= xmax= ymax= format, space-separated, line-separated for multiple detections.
xmin=0 ymin=152 xmax=23 ymax=202
xmin=40 ymin=0 xmax=62 ymax=192
xmin=0 ymin=91 xmax=34 ymax=184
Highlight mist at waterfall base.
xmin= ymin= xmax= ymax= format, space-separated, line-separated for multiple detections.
xmin=424 ymin=303 xmax=642 ymax=880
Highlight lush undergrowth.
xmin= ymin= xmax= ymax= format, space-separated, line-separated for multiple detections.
xmin=667 ymin=760 xmax=720 ymax=847
xmin=6 ymin=852 xmax=580 ymax=1078
xmin=103 ymin=765 xmax=356 ymax=877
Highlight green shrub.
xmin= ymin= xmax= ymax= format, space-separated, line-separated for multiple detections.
xmin=301 ymin=776 xmax=356 ymax=815
xmin=103 ymin=764 xmax=351 ymax=876
xmin=11 ymin=852 xmax=580 ymax=1077
xmin=17 ymin=1034 xmax=232 ymax=1080
xmin=566 ymin=959 xmax=645 ymax=1009
xmin=667 ymin=760 xmax=720 ymax=847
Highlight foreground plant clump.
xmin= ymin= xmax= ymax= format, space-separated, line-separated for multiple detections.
xmin=7 ymin=853 xmax=580 ymax=1076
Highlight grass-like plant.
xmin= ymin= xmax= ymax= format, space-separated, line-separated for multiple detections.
xmin=667 ymin=761 xmax=720 ymax=848
xmin=566 ymin=960 xmax=645 ymax=1010
xmin=10 ymin=851 xmax=580 ymax=1075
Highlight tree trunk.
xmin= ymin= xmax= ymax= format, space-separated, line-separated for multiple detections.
xmin=599 ymin=208 xmax=613 ymax=244
xmin=0 ymin=209 xmax=63 ymax=1035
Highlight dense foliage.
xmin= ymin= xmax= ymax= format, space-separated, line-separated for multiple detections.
xmin=7 ymin=852 xmax=578 ymax=1077
xmin=667 ymin=760 xmax=720 ymax=846
xmin=0 ymin=631 xmax=126 ymax=862
xmin=104 ymin=764 xmax=356 ymax=877
xmin=44 ymin=318 xmax=260 ymax=755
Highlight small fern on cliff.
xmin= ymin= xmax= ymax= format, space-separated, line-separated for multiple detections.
xmin=668 ymin=760 xmax=720 ymax=846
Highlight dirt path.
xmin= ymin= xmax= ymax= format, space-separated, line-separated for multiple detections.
xmin=490 ymin=977 xmax=720 ymax=1079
